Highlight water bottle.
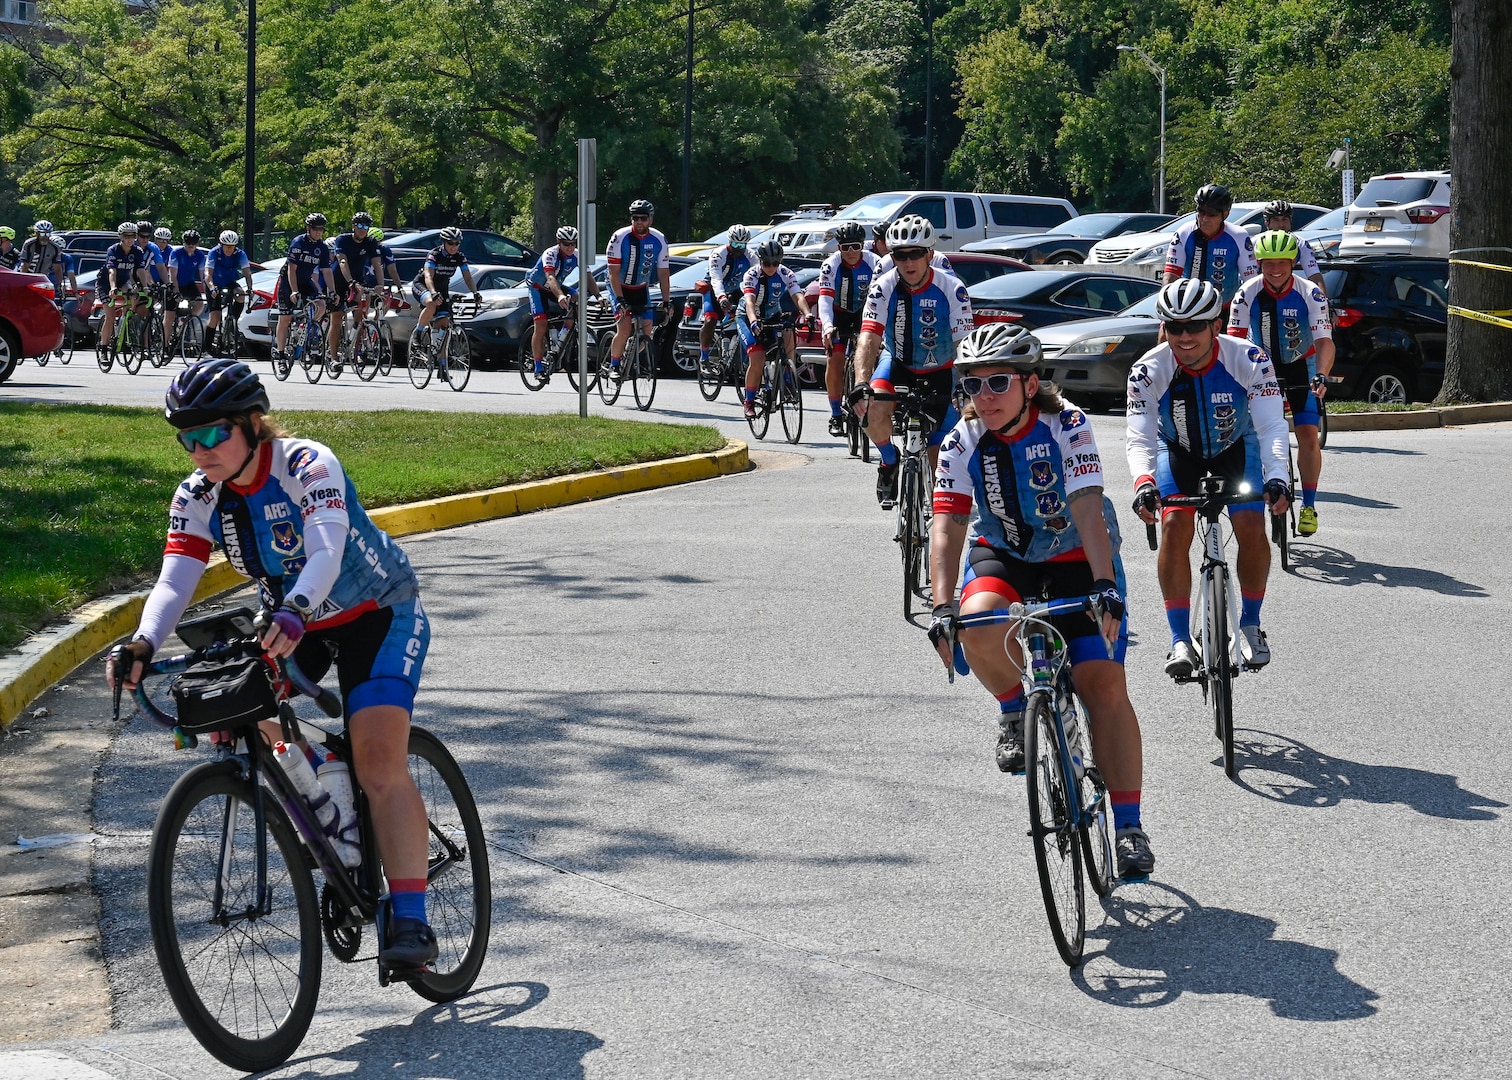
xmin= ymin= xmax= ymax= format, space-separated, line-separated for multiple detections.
xmin=316 ymin=753 xmax=362 ymax=869
xmin=271 ymin=741 xmax=339 ymax=843
xmin=1058 ymin=686 xmax=1088 ymax=780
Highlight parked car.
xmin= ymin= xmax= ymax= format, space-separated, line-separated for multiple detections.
xmin=1296 ymin=206 xmax=1349 ymax=261
xmin=1088 ymin=202 xmax=1331 ymax=270
xmin=967 ymin=269 xmax=1161 ymax=330
xmin=962 ymin=212 xmax=1175 ymax=265
xmin=383 ymin=228 xmax=536 ymax=269
xmin=1030 ymin=291 xmax=1163 ymax=413
xmin=559 ymin=255 xmax=700 ymax=375
xmin=0 ymin=268 xmax=66 ymax=383
xmin=784 ymin=190 xmax=1080 ymax=258
xmin=55 ymin=229 xmax=122 ymax=256
xmin=1338 ymin=171 xmax=1451 ymax=260
xmin=751 ymin=205 xmax=842 ymax=256
xmin=1322 ymin=255 xmax=1447 ymax=403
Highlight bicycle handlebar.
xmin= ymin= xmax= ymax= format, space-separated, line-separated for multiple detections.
xmin=945 ymin=596 xmax=1114 ymax=682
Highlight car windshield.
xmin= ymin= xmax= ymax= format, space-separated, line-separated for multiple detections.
xmin=1118 ymin=292 xmax=1162 ymax=318
xmin=669 ymin=261 xmax=708 ymax=289
xmin=833 ymin=193 xmax=910 ymax=223
xmin=969 ymin=272 xmax=1062 ymax=301
xmin=1301 ymin=206 xmax=1349 ymax=232
xmin=1355 ymin=177 xmax=1438 ymax=207
xmin=1054 ymin=214 xmax=1132 ymax=238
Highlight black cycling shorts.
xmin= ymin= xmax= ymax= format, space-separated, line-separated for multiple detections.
xmin=275 ymin=275 xmax=321 ymax=313
xmin=1275 ymin=359 xmax=1313 ymax=417
xmin=830 ymin=309 xmax=862 ymax=349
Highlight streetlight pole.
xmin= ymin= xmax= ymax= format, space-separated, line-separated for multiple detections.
xmin=1118 ymin=44 xmax=1165 ymax=214
xmin=680 ymin=0 xmax=693 ymax=242
xmin=923 ymin=0 xmax=933 ymax=189
xmin=244 ymin=0 xmax=256 ymax=257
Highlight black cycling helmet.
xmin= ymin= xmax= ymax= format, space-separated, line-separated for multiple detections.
xmin=351 ymin=211 xmax=373 ymax=227
xmin=871 ymin=221 xmax=889 ymax=240
xmin=833 ymin=222 xmax=866 ymax=245
xmin=1194 ymin=184 xmax=1233 ymax=214
xmin=629 ymin=199 xmax=654 ymax=217
xmin=1262 ymin=199 xmax=1293 ymax=219
xmin=136 ymin=220 xmax=153 ymax=237
xmin=305 ymin=212 xmax=328 ymax=229
xmin=165 ymin=358 xmax=270 ymax=429
xmin=181 ymin=229 xmax=201 ymax=244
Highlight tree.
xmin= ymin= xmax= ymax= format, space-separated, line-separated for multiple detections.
xmin=1438 ymin=0 xmax=1512 ymax=403
xmin=949 ymin=28 xmax=1072 ymax=194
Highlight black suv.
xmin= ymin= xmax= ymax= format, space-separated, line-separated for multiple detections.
xmin=1322 ymin=255 xmax=1447 ymax=404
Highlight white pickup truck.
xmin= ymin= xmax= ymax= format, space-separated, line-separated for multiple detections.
xmin=776 ymin=190 xmax=1079 ymax=257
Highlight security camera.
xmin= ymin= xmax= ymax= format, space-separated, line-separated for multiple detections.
xmin=1326 ymin=149 xmax=1347 ymax=171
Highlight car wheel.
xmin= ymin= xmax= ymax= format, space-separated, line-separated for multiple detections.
xmin=1363 ymin=361 xmax=1412 ymax=406
xmin=0 ymin=323 xmax=20 ymax=384
xmin=1047 ymin=251 xmax=1084 ymax=265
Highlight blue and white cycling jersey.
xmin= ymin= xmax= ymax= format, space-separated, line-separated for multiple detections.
xmin=860 ymin=267 xmax=973 ymax=373
xmin=606 ymin=226 xmax=669 ymax=288
xmin=1227 ymin=272 xmax=1331 ymax=377
xmin=738 ymin=263 xmax=802 ymax=323
xmin=207 ymin=246 xmax=251 ymax=289
xmin=1126 ymin=334 xmax=1289 ymax=485
xmin=934 ymin=405 xmax=1122 ymax=563
xmin=817 ymin=249 xmax=879 ymax=328
xmin=165 ymin=438 xmax=418 ymax=627
xmin=1164 ymin=221 xmax=1258 ymax=306
xmin=706 ymin=245 xmax=752 ymax=303
xmin=167 ymin=246 xmax=207 ymax=287
xmin=526 ymin=244 xmax=579 ymax=291
xmin=142 ymin=241 xmax=168 ymax=284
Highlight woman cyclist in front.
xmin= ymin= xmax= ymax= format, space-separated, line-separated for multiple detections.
xmin=927 ymin=324 xmax=1155 ymax=880
xmin=105 ymin=357 xmax=440 ymax=970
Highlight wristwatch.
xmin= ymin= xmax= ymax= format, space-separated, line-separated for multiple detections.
xmin=281 ymin=592 xmax=314 ymax=619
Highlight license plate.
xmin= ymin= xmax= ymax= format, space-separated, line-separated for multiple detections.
xmin=1364 ymin=218 xmax=1384 ymax=232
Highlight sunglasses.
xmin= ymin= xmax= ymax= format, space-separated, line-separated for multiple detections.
xmin=761 ymin=260 xmax=781 ymax=268
xmin=177 ymin=421 xmax=237 ymax=452
xmin=960 ymin=373 xmax=1020 ymax=396
xmin=631 ymin=215 xmax=650 ymax=222
xmin=1164 ymin=320 xmax=1209 ymax=336
xmin=443 ymin=239 xmax=460 ymax=246
xmin=892 ymin=248 xmax=928 ymax=263
xmin=729 ymin=242 xmax=747 ymax=250
xmin=839 ymin=243 xmax=863 ymax=252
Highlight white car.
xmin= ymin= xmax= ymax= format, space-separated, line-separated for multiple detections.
xmin=1338 ymin=171 xmax=1451 ymax=259
xmin=1089 ymin=202 xmax=1331 ymax=278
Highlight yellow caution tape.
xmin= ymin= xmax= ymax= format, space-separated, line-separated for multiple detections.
xmin=1448 ymin=305 xmax=1512 ymax=330
xmin=1450 ymin=258 xmax=1512 ymax=274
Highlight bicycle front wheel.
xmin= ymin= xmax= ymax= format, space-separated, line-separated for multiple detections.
xmin=899 ymin=461 xmax=924 ymax=619
xmin=121 ymin=322 xmax=145 ymax=374
xmin=1078 ymin=765 xmax=1115 ymax=899
xmin=1206 ymin=568 xmax=1236 ymax=777
xmin=778 ymin=356 xmax=803 ymax=443
xmin=407 ymin=334 xmax=433 ymax=389
xmin=405 ymin=728 xmax=492 ymax=1003
xmin=443 ymin=329 xmax=472 ymax=391
xmin=697 ymin=347 xmax=724 ymax=401
xmin=353 ymin=322 xmax=380 ymax=381
xmin=1317 ymin=399 xmax=1330 ymax=449
xmin=746 ymin=374 xmax=771 ymax=441
xmin=597 ymin=332 xmax=623 ymax=405
xmin=179 ymin=317 xmax=204 ymax=364
xmin=96 ymin=331 xmax=113 ymax=372
xmin=148 ymin=761 xmax=322 ymax=1073
xmin=630 ymin=337 xmax=656 ymax=411
xmin=1025 ymin=692 xmax=1086 ymax=967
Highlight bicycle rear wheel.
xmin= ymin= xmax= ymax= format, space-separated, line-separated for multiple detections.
xmin=562 ymin=326 xmax=595 ymax=391
xmin=144 ymin=313 xmax=166 ymax=368
xmin=520 ymin=346 xmax=547 ymax=390
xmin=404 ymin=728 xmax=492 ymax=1003
xmin=778 ymin=356 xmax=803 ymax=443
xmin=179 ymin=317 xmax=204 ymax=363
xmin=443 ymin=328 xmax=472 ymax=391
xmin=899 ymin=461 xmax=924 ymax=619
xmin=1024 ymin=692 xmax=1086 ymax=967
xmin=377 ymin=323 xmax=394 ymax=376
xmin=148 ymin=761 xmax=321 ymax=1073
xmin=1205 ymin=568 xmax=1236 ymax=778
xmin=630 ymin=335 xmax=656 ymax=411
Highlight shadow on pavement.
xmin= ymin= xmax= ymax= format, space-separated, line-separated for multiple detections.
xmin=1314 ymin=491 xmax=1398 ymax=510
xmin=266 ymin=981 xmax=605 ymax=1079
xmin=1322 ymin=445 xmax=1423 ymax=456
xmin=1074 ymin=881 xmax=1379 ymax=1020
xmin=1286 ymin=544 xmax=1488 ymax=596
xmin=1230 ymin=729 xmax=1506 ymax=820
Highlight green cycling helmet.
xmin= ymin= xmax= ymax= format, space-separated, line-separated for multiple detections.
xmin=1253 ymin=230 xmax=1300 ymax=263
xmin=0 ymin=226 xmax=14 ymax=240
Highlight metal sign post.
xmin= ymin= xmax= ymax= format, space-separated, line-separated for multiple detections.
xmin=577 ymin=138 xmax=597 ymax=419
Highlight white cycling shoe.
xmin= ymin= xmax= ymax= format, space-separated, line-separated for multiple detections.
xmin=1239 ymin=625 xmax=1270 ymax=667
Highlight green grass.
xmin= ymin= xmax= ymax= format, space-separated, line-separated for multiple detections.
xmin=1325 ymin=400 xmax=1437 ymax=413
xmin=0 ymin=404 xmax=724 ymax=651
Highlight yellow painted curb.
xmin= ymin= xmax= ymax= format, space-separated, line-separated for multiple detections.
xmin=0 ymin=441 xmax=748 ymax=726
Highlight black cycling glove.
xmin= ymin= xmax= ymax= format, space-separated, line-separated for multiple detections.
xmin=928 ymin=603 xmax=958 ymax=650
xmin=1090 ymin=579 xmax=1124 ymax=623
xmin=1264 ymin=478 xmax=1290 ymax=505
xmin=1132 ymin=482 xmax=1160 ymax=516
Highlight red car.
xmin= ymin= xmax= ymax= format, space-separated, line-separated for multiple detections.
xmin=0 ymin=268 xmax=65 ymax=384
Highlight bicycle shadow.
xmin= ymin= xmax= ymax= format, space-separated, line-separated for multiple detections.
xmin=1285 ymin=543 xmax=1488 ymax=595
xmin=261 ymin=981 xmax=605 ymax=1079
xmin=1074 ymin=881 xmax=1379 ymax=1020
xmin=1313 ymin=491 xmax=1397 ymax=510
xmin=1229 ymin=729 xmax=1506 ymax=820
xmin=1322 ymin=445 xmax=1423 ymax=456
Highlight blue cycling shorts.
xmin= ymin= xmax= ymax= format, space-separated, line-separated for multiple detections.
xmin=530 ymin=285 xmax=574 ymax=320
xmin=1155 ymin=429 xmax=1265 ymax=515
xmin=294 ymin=596 xmax=429 ymax=719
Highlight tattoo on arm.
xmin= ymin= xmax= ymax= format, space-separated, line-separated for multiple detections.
xmin=950 ymin=513 xmax=970 ymax=525
xmin=1067 ymin=485 xmax=1102 ymax=504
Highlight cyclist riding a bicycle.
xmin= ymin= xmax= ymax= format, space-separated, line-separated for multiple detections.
xmin=700 ymin=223 xmax=753 ymax=369
xmin=0 ymin=226 xmax=17 ymax=269
xmin=411 ymin=226 xmax=481 ymax=345
xmin=275 ymin=213 xmax=338 ymax=363
xmin=851 ymin=216 xmax=974 ymax=509
xmin=605 ymin=199 xmax=671 ymax=380
xmin=526 ymin=225 xmax=602 ymax=376
xmin=1229 ymin=231 xmax=1335 ymax=538
xmin=1163 ymin=185 xmax=1258 ymax=309
xmin=817 ymin=221 xmax=879 ymax=437
xmin=138 ymin=223 xmax=169 ymax=290
xmin=1260 ymin=200 xmax=1326 ymax=293
xmin=205 ymin=230 xmax=255 ymax=356
xmin=100 ymin=222 xmax=153 ymax=347
xmin=1128 ymin=279 xmax=1290 ymax=677
xmin=105 ymin=357 xmax=442 ymax=971
xmin=366 ymin=228 xmax=406 ymax=292
xmin=163 ymin=230 xmax=208 ymax=352
xmin=738 ymin=239 xmax=814 ymax=419
xmin=19 ymin=220 xmax=65 ymax=294
xmin=331 ymin=212 xmax=384 ymax=356
xmin=929 ymin=323 xmax=1155 ymax=879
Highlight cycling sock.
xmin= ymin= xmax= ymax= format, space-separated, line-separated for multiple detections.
xmin=829 ymin=397 xmax=843 ymax=417
xmin=744 ymin=387 xmax=756 ymax=403
xmin=700 ymin=347 xmax=710 ymax=361
xmin=1240 ymin=592 xmax=1264 ymax=627
xmin=1302 ymin=485 xmax=1317 ymax=508
xmin=1164 ymin=601 xmax=1190 ymax=644
xmin=389 ymin=880 xmax=427 ymax=923
xmin=995 ymin=689 xmax=1024 ymax=713
xmin=1110 ymin=791 xmax=1142 ymax=831
xmin=876 ymin=441 xmax=899 ymax=466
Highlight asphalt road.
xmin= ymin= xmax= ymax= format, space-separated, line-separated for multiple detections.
xmin=4 ymin=361 xmax=1511 ymax=1078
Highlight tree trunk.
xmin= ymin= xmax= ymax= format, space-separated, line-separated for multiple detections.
xmin=380 ymin=168 xmax=400 ymax=230
xmin=1439 ymin=0 xmax=1512 ymax=403
xmin=532 ymin=112 xmax=563 ymax=253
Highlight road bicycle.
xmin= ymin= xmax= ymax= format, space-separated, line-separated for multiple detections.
xmin=1271 ymin=374 xmax=1341 ymax=569
xmin=274 ymin=297 xmax=331 ymax=383
xmin=345 ymin=288 xmax=389 ymax=382
xmin=872 ymin=385 xmax=940 ymax=619
xmin=408 ymin=294 xmax=476 ymax=391
xmin=97 ymin=288 xmax=154 ymax=374
xmin=162 ymin=293 xmax=206 ymax=366
xmin=696 ymin=311 xmax=748 ymax=406
xmin=520 ymin=301 xmax=598 ymax=392
xmin=743 ymin=312 xmax=804 ymax=444
xmin=143 ymin=283 xmax=176 ymax=369
xmin=1152 ymin=475 xmax=1269 ymax=779
xmin=598 ymin=301 xmax=661 ymax=410
xmin=841 ymin=336 xmax=871 ymax=462
xmin=950 ymin=598 xmax=1117 ymax=967
xmin=110 ymin=606 xmax=491 ymax=1073
xmin=206 ymin=287 xmax=245 ymax=360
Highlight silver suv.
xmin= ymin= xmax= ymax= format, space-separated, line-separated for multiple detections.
xmin=1338 ymin=171 xmax=1451 ymax=259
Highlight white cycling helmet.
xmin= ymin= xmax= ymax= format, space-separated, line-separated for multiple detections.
xmin=117 ymin=221 xmax=137 ymax=236
xmin=33 ymin=220 xmax=53 ymax=235
xmin=219 ymin=229 xmax=240 ymax=245
xmin=1155 ymin=279 xmax=1224 ymax=323
xmin=885 ymin=214 xmax=936 ymax=250
xmin=154 ymin=227 xmax=173 ymax=241
xmin=955 ymin=323 xmax=1043 ymax=375
xmin=439 ymin=226 xmax=463 ymax=244
xmin=727 ymin=224 xmax=751 ymax=247
xmin=555 ymin=225 xmax=578 ymax=244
